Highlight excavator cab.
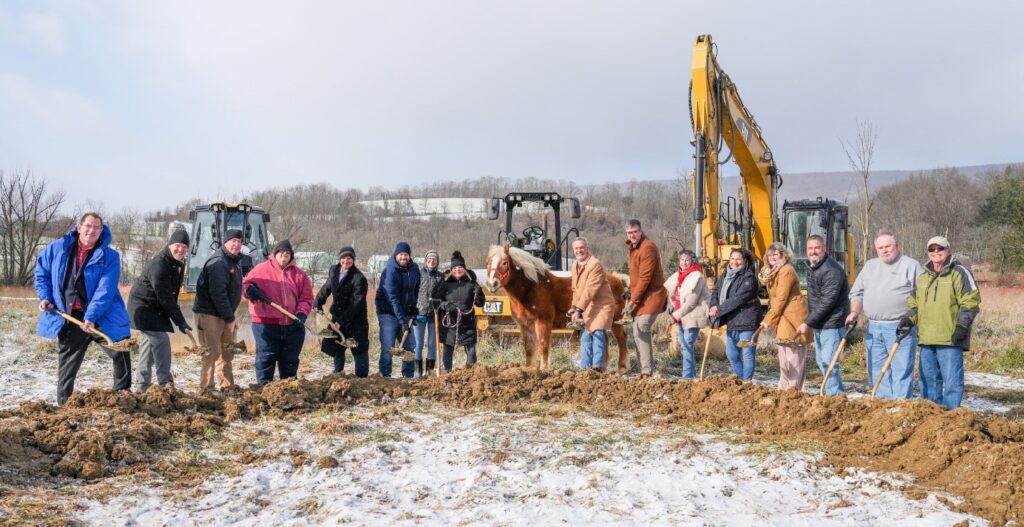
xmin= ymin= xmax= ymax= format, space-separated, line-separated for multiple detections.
xmin=487 ymin=192 xmax=581 ymax=271
xmin=182 ymin=202 xmax=272 ymax=295
xmin=780 ymin=198 xmax=853 ymax=288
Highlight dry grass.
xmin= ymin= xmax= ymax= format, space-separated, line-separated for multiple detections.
xmin=965 ymin=287 xmax=1024 ymax=374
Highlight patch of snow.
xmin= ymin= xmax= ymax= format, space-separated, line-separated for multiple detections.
xmin=75 ymin=406 xmax=983 ymax=526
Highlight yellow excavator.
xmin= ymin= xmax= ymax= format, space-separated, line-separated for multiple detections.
xmin=690 ymin=34 xmax=854 ymax=286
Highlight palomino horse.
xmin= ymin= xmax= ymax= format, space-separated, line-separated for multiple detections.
xmin=485 ymin=244 xmax=629 ymax=372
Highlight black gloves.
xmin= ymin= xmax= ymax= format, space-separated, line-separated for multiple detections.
xmin=896 ymin=317 xmax=914 ymax=339
xmin=951 ymin=325 xmax=970 ymax=348
xmin=176 ymin=320 xmax=193 ymax=333
xmin=246 ymin=284 xmax=269 ymax=304
xmin=621 ymin=290 xmax=631 ymax=301
xmin=440 ymin=301 xmax=456 ymax=313
xmin=408 ymin=306 xmax=419 ymax=317
xmin=295 ymin=312 xmax=307 ymax=327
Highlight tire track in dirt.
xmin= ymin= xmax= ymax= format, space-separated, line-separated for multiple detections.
xmin=1 ymin=366 xmax=1021 ymax=524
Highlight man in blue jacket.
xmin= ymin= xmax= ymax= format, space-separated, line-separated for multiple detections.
xmin=35 ymin=212 xmax=131 ymax=405
xmin=375 ymin=241 xmax=420 ymax=377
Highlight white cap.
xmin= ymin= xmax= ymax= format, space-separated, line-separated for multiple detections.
xmin=926 ymin=236 xmax=950 ymax=249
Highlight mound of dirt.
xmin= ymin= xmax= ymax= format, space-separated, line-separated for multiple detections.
xmin=1 ymin=368 xmax=1022 ymax=523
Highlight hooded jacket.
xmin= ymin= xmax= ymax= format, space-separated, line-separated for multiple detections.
xmin=908 ymin=257 xmax=981 ymax=349
xmin=242 ymin=256 xmax=314 ymax=325
xmin=708 ymin=265 xmax=762 ymax=331
xmin=374 ymin=255 xmax=420 ymax=326
xmin=127 ymin=245 xmax=188 ymax=332
xmin=34 ymin=224 xmax=130 ymax=340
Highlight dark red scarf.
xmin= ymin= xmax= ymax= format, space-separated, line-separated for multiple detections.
xmin=673 ymin=264 xmax=702 ymax=311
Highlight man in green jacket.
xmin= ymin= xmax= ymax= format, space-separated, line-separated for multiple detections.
xmin=899 ymin=236 xmax=980 ymax=409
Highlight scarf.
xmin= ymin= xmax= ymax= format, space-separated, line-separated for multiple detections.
xmin=718 ymin=265 xmax=743 ymax=305
xmin=673 ymin=264 xmax=702 ymax=311
xmin=759 ymin=261 xmax=784 ymax=284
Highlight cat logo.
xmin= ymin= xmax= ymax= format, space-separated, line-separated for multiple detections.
xmin=735 ymin=117 xmax=753 ymax=145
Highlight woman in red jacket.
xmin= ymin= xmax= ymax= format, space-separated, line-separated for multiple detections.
xmin=243 ymin=240 xmax=314 ymax=384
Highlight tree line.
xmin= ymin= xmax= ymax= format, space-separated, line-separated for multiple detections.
xmin=2 ymin=165 xmax=1022 ymax=287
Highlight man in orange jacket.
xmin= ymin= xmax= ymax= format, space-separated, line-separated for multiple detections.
xmin=625 ymin=219 xmax=668 ymax=377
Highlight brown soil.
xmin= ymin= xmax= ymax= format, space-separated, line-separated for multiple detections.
xmin=1 ymin=368 xmax=1022 ymax=524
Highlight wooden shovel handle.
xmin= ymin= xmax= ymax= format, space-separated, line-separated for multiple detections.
xmin=48 ymin=307 xmax=114 ymax=346
xmin=870 ymin=335 xmax=906 ymax=399
xmin=699 ymin=326 xmax=715 ymax=380
xmin=819 ymin=323 xmax=857 ymax=396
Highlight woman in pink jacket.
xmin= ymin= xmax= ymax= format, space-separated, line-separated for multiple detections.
xmin=242 ymin=240 xmax=314 ymax=384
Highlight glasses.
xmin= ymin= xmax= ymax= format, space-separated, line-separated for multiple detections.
xmin=927 ymin=246 xmax=947 ymax=253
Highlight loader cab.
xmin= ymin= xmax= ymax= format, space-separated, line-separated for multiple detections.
xmin=780 ymin=198 xmax=853 ymax=288
xmin=487 ymin=192 xmax=582 ymax=271
xmin=183 ymin=202 xmax=272 ymax=293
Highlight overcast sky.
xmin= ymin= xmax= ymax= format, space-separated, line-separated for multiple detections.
xmin=2 ymin=1 xmax=1022 ymax=211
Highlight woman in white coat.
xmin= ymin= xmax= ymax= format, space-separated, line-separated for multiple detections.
xmin=663 ymin=250 xmax=710 ymax=379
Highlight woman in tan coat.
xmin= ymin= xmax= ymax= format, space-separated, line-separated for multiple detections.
xmin=663 ymin=250 xmax=709 ymax=379
xmin=570 ymin=239 xmax=616 ymax=372
xmin=760 ymin=242 xmax=810 ymax=390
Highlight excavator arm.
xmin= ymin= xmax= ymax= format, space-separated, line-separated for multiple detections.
xmin=690 ymin=34 xmax=779 ymax=275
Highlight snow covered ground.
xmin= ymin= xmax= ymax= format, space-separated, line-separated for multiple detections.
xmin=73 ymin=403 xmax=983 ymax=527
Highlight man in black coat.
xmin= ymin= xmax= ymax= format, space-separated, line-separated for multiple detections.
xmin=128 ymin=229 xmax=192 ymax=391
xmin=315 ymin=246 xmax=370 ymax=376
xmin=798 ymin=234 xmax=851 ymax=395
xmin=192 ymin=229 xmax=244 ymax=390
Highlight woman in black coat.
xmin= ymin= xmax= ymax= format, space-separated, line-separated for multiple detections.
xmin=315 ymin=246 xmax=370 ymax=376
xmin=708 ymin=248 xmax=763 ymax=380
xmin=431 ymin=251 xmax=486 ymax=372
xmin=127 ymin=230 xmax=191 ymax=391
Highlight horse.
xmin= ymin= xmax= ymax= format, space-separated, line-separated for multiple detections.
xmin=485 ymin=244 xmax=630 ymax=373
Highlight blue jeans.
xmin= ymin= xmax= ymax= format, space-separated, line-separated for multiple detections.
xmin=378 ymin=314 xmax=415 ymax=378
xmin=580 ymin=329 xmax=607 ymax=370
xmin=725 ymin=329 xmax=755 ymax=380
xmin=413 ymin=315 xmax=437 ymax=361
xmin=678 ymin=327 xmax=700 ymax=379
xmin=865 ymin=321 xmax=917 ymax=399
xmin=919 ymin=345 xmax=964 ymax=409
xmin=814 ymin=327 xmax=845 ymax=395
xmin=252 ymin=323 xmax=304 ymax=385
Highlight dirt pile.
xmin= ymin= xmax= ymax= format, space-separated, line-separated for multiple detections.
xmin=1 ymin=367 xmax=1022 ymax=523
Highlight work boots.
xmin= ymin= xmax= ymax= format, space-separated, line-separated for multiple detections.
xmin=425 ymin=359 xmax=436 ymax=374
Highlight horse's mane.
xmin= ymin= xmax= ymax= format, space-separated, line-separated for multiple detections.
xmin=487 ymin=245 xmax=548 ymax=284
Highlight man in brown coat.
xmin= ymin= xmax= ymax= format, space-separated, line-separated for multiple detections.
xmin=570 ymin=238 xmax=616 ymax=372
xmin=625 ymin=219 xmax=668 ymax=376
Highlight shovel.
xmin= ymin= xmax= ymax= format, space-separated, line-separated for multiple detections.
xmin=47 ymin=306 xmax=137 ymax=353
xmin=819 ymin=322 xmax=857 ymax=396
xmin=736 ymin=326 xmax=763 ymax=348
xmin=183 ymin=328 xmax=210 ymax=356
xmin=392 ymin=322 xmax=415 ymax=362
xmin=314 ymin=311 xmax=358 ymax=348
xmin=870 ymin=332 xmax=910 ymax=400
xmin=265 ymin=300 xmax=321 ymax=337
xmin=698 ymin=321 xmax=720 ymax=380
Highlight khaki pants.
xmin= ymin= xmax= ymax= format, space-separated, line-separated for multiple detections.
xmin=632 ymin=313 xmax=658 ymax=375
xmin=777 ymin=344 xmax=807 ymax=391
xmin=196 ymin=313 xmax=236 ymax=389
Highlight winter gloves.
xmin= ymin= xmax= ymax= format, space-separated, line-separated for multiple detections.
xmin=896 ymin=317 xmax=914 ymax=339
xmin=246 ymin=284 xmax=269 ymax=304
xmin=951 ymin=324 xmax=970 ymax=348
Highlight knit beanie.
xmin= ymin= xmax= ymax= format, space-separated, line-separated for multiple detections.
xmin=450 ymin=250 xmax=466 ymax=269
xmin=425 ymin=249 xmax=439 ymax=260
xmin=168 ymin=229 xmax=190 ymax=246
xmin=224 ymin=229 xmax=243 ymax=242
xmin=393 ymin=241 xmax=412 ymax=256
xmin=273 ymin=239 xmax=294 ymax=255
xmin=338 ymin=246 xmax=356 ymax=259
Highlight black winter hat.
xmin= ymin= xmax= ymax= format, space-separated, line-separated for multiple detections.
xmin=273 ymin=239 xmax=294 ymax=255
xmin=450 ymin=250 xmax=466 ymax=269
xmin=224 ymin=229 xmax=243 ymax=242
xmin=338 ymin=246 xmax=356 ymax=259
xmin=168 ymin=229 xmax=190 ymax=246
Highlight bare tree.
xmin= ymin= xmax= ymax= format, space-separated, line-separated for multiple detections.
xmin=841 ymin=120 xmax=878 ymax=264
xmin=0 ymin=170 xmax=66 ymax=286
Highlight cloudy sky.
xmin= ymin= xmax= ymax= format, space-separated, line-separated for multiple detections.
xmin=2 ymin=1 xmax=1022 ymax=211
